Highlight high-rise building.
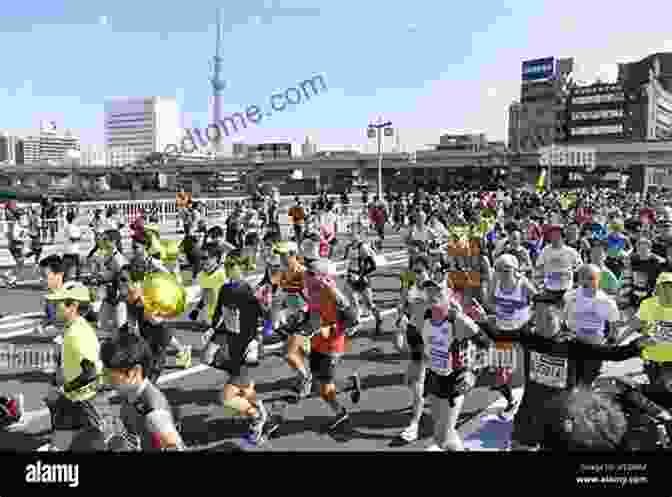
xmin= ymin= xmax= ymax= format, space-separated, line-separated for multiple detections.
xmin=105 ymin=96 xmax=180 ymax=165
xmin=566 ymin=82 xmax=627 ymax=143
xmin=301 ymin=136 xmax=317 ymax=157
xmin=618 ymin=53 xmax=672 ymax=140
xmin=21 ymin=128 xmax=80 ymax=164
xmin=509 ymin=57 xmax=573 ymax=151
xmin=507 ymin=102 xmax=522 ymax=152
xmin=0 ymin=132 xmax=21 ymax=164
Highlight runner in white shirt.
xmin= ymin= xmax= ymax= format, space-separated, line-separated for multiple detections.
xmin=535 ymin=224 xmax=582 ymax=300
xmin=485 ymin=254 xmax=537 ymax=420
xmin=563 ymin=264 xmax=621 ymax=346
xmin=63 ymin=211 xmax=82 ymax=281
xmin=420 ymin=280 xmax=491 ymax=451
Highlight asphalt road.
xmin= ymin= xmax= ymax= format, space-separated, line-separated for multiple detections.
xmin=0 ymin=230 xmax=644 ymax=452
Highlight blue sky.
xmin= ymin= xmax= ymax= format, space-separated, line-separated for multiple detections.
xmin=1 ymin=0 xmax=671 ymax=152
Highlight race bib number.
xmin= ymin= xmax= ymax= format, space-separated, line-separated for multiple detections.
xmin=430 ymin=346 xmax=453 ymax=376
xmin=545 ymin=272 xmax=568 ymax=290
xmin=492 ymin=342 xmax=516 ymax=369
xmin=529 ymin=352 xmax=568 ymax=388
xmin=654 ymin=321 xmax=672 ymax=343
xmin=576 ymin=311 xmax=605 ymax=341
xmin=222 ymin=308 xmax=241 ymax=334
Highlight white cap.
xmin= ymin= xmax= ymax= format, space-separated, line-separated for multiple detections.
xmin=495 ymin=254 xmax=519 ymax=270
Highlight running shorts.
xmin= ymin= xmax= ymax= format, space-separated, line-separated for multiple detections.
xmin=9 ymin=241 xmax=24 ymax=260
xmin=309 ymin=351 xmax=341 ymax=383
xmin=424 ymin=368 xmax=476 ymax=400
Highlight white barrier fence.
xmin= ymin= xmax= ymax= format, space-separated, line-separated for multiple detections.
xmin=0 ymin=199 xmax=367 ymax=266
xmin=0 ymin=194 xmax=361 ymax=232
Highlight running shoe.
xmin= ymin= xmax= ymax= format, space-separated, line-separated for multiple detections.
xmin=245 ymin=340 xmax=260 ymax=366
xmin=295 ymin=375 xmax=313 ymax=399
xmin=498 ymin=399 xmax=520 ymax=422
xmin=2 ymin=393 xmax=26 ymax=431
xmin=425 ymin=444 xmax=443 ymax=451
xmin=399 ymin=423 xmax=419 ymax=443
xmin=328 ymin=409 xmax=349 ymax=432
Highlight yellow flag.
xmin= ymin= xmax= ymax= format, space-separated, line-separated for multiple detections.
xmin=536 ymin=169 xmax=547 ymax=192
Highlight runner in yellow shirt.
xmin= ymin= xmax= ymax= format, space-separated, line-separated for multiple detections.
xmin=43 ymin=282 xmax=111 ymax=451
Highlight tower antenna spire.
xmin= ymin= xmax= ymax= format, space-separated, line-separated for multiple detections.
xmin=211 ymin=7 xmax=226 ymax=153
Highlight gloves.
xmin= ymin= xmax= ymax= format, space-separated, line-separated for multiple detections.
xmin=188 ymin=309 xmax=200 ymax=321
xmin=201 ymin=327 xmax=215 ymax=346
xmin=396 ymin=313 xmax=409 ymax=331
xmin=63 ymin=359 xmax=99 ymax=394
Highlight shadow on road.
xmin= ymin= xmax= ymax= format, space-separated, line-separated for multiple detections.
xmin=0 ymin=429 xmax=51 ymax=451
xmin=180 ymin=412 xmax=247 ymax=449
xmin=160 ymin=386 xmax=222 ymax=408
xmin=0 ymin=370 xmax=55 ymax=385
xmin=343 ymin=347 xmax=405 ymax=365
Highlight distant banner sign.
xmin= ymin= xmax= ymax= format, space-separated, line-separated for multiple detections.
xmin=522 ymin=57 xmax=555 ymax=81
xmin=539 ymin=145 xmax=596 ymax=170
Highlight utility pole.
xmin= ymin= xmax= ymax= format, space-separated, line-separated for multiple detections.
xmin=367 ymin=117 xmax=393 ymax=200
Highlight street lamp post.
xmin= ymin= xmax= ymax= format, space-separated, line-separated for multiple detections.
xmin=367 ymin=118 xmax=393 ymax=200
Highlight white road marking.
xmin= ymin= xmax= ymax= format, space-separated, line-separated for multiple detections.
xmin=0 ymin=248 xmax=409 ymax=339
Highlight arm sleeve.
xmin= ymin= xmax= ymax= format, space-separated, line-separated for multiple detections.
xmin=573 ymin=340 xmax=640 ymax=361
xmin=145 ymin=409 xmax=178 ymax=434
xmin=210 ymin=286 xmax=226 ymax=329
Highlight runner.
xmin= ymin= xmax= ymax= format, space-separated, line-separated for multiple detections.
xmin=304 ymin=255 xmax=359 ymax=430
xmin=483 ymin=254 xmax=537 ymax=420
xmin=342 ymin=221 xmax=381 ymax=336
xmin=202 ymin=251 xmax=277 ymax=446
xmin=622 ymin=235 xmax=665 ymax=309
xmin=101 ymin=332 xmax=186 ymax=451
xmin=395 ymin=256 xmax=432 ymax=443
xmin=421 ymin=279 xmax=491 ymax=451
xmin=1 ymin=207 xmax=30 ymax=288
xmin=43 ymin=282 xmax=110 ymax=451
xmin=534 ymin=224 xmax=582 ymax=302
xmin=478 ymin=294 xmax=651 ymax=451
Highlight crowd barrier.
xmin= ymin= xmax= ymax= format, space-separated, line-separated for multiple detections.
xmin=1 ymin=195 xmax=367 ymax=241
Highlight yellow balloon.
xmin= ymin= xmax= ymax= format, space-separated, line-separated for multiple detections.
xmin=142 ymin=272 xmax=187 ymax=318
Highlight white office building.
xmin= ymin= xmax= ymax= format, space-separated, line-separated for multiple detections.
xmin=21 ymin=129 xmax=80 ymax=164
xmin=0 ymin=132 xmax=21 ymax=164
xmin=104 ymin=96 xmax=180 ymax=166
xmin=80 ymin=144 xmax=107 ymax=166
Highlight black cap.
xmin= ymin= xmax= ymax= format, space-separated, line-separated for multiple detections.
xmin=533 ymin=292 xmax=564 ymax=306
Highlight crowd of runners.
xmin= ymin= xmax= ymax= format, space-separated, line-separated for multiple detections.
xmin=2 ymin=184 xmax=672 ymax=451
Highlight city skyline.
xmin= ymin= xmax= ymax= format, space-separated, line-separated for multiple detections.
xmin=1 ymin=0 xmax=672 ymax=153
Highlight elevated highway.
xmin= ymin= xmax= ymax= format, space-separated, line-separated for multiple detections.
xmin=2 ymin=140 xmax=672 ymax=192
